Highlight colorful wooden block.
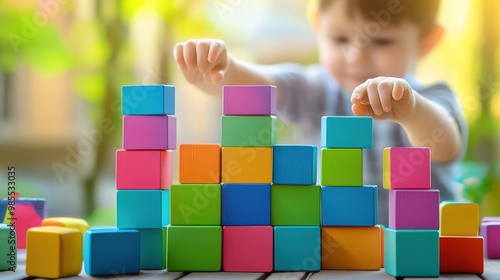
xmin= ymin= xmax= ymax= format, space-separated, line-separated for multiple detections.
xmin=221 ymin=116 xmax=276 ymax=147
xmin=321 ymin=116 xmax=373 ymax=148
xmin=222 ymin=184 xmax=270 ymax=226
xmin=376 ymin=224 xmax=385 ymax=268
xmin=482 ymin=216 xmax=500 ymax=223
xmin=221 ymin=147 xmax=272 ymax=183
xmin=170 ymin=184 xmax=220 ymax=225
xmin=383 ymin=147 xmax=431 ymax=189
xmin=123 ymin=115 xmax=176 ymax=150
xmin=223 ymin=85 xmax=277 ymax=116
xmin=321 ymin=148 xmax=362 ymax=186
xmin=223 ymin=226 xmax=273 ymax=272
xmin=384 ymin=228 xmax=439 ymax=277
xmin=167 ymin=225 xmax=221 ymax=271
xmin=179 ymin=144 xmax=221 ymax=184
xmin=26 ymin=226 xmax=82 ymax=278
xmin=116 ymin=190 xmax=169 ymax=228
xmin=389 ymin=189 xmax=439 ymax=229
xmin=84 ymin=228 xmax=140 ymax=276
xmin=481 ymin=222 xmax=500 ymax=259
xmin=42 ymin=217 xmax=89 ymax=234
xmin=0 ymin=224 xmax=16 ymax=271
xmin=321 ymin=185 xmax=378 ymax=226
xmin=439 ymin=236 xmax=484 ymax=273
xmin=273 ymin=145 xmax=317 ymax=185
xmin=321 ymin=226 xmax=381 ymax=270
xmin=122 ymin=84 xmax=175 ymax=115
xmin=440 ymin=201 xmax=479 ymax=236
xmin=274 ymin=226 xmax=321 ymax=271
xmin=271 ymin=185 xmax=320 ymax=226
xmin=116 ymin=150 xmax=173 ymax=190
xmin=139 ymin=228 xmax=166 ymax=270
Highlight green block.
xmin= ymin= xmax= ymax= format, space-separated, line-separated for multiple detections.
xmin=166 ymin=226 xmax=221 ymax=271
xmin=221 ymin=116 xmax=276 ymax=147
xmin=0 ymin=224 xmax=16 ymax=271
xmin=321 ymin=148 xmax=362 ymax=186
xmin=384 ymin=228 xmax=439 ymax=277
xmin=139 ymin=228 xmax=166 ymax=270
xmin=271 ymin=185 xmax=320 ymax=225
xmin=170 ymin=184 xmax=221 ymax=225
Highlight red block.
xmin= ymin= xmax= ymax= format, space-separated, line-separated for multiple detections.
xmin=116 ymin=150 xmax=173 ymax=190
xmin=439 ymin=236 xmax=484 ymax=274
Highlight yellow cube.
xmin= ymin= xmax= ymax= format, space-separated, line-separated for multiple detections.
xmin=440 ymin=202 xmax=479 ymax=236
xmin=221 ymin=147 xmax=272 ymax=183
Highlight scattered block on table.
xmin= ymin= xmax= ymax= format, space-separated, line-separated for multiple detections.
xmin=273 ymin=145 xmax=317 ymax=185
xmin=376 ymin=224 xmax=385 ymax=268
xmin=167 ymin=225 xmax=221 ymax=271
xmin=321 ymin=148 xmax=362 ymax=186
xmin=274 ymin=226 xmax=320 ymax=271
xmin=170 ymin=184 xmax=220 ymax=225
xmin=223 ymin=226 xmax=273 ymax=272
xmin=122 ymin=84 xmax=175 ymax=115
xmin=84 ymin=228 xmax=140 ymax=276
xmin=389 ymin=189 xmax=440 ymax=229
xmin=221 ymin=116 xmax=276 ymax=147
xmin=321 ymin=185 xmax=377 ymax=226
xmin=321 ymin=116 xmax=373 ymax=148
xmin=440 ymin=201 xmax=479 ymax=236
xmin=439 ymin=236 xmax=484 ymax=273
xmin=481 ymin=222 xmax=500 ymax=259
xmin=179 ymin=144 xmax=221 ymax=184
xmin=384 ymin=228 xmax=439 ymax=277
xmin=139 ymin=228 xmax=166 ymax=270
xmin=0 ymin=224 xmax=16 ymax=271
xmin=271 ymin=185 xmax=320 ymax=226
xmin=223 ymin=85 xmax=276 ymax=116
xmin=26 ymin=226 xmax=82 ymax=278
xmin=123 ymin=115 xmax=176 ymax=150
xmin=321 ymin=226 xmax=381 ymax=270
xmin=116 ymin=150 xmax=173 ymax=190
xmin=383 ymin=147 xmax=431 ymax=189
xmin=221 ymin=147 xmax=272 ymax=183
xmin=116 ymin=190 xmax=169 ymax=228
xmin=222 ymin=184 xmax=270 ymax=226
xmin=42 ymin=217 xmax=89 ymax=234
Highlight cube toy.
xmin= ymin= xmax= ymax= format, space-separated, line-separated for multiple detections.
xmin=26 ymin=226 xmax=82 ymax=278
xmin=0 ymin=224 xmax=16 ymax=271
xmin=84 ymin=228 xmax=140 ymax=276
xmin=481 ymin=222 xmax=500 ymax=259
xmin=42 ymin=217 xmax=89 ymax=234
xmin=439 ymin=236 xmax=484 ymax=273
xmin=122 ymin=84 xmax=175 ymax=115
xmin=274 ymin=226 xmax=321 ymax=271
xmin=223 ymin=226 xmax=273 ymax=272
xmin=271 ymin=185 xmax=320 ymax=226
xmin=222 ymin=184 xmax=270 ymax=226
xmin=273 ymin=145 xmax=317 ymax=185
xmin=321 ymin=116 xmax=373 ymax=148
xmin=116 ymin=190 xmax=169 ymax=228
xmin=321 ymin=148 xmax=362 ymax=186
xmin=221 ymin=147 xmax=272 ymax=183
xmin=179 ymin=144 xmax=221 ymax=184
xmin=221 ymin=116 xmax=276 ymax=147
xmin=321 ymin=185 xmax=378 ymax=226
xmin=139 ymin=228 xmax=166 ymax=270
xmin=440 ymin=201 xmax=479 ymax=236
xmin=116 ymin=150 xmax=173 ymax=190
xmin=376 ymin=224 xmax=385 ymax=268
xmin=222 ymin=85 xmax=276 ymax=116
xmin=383 ymin=147 xmax=431 ymax=189
xmin=123 ymin=115 xmax=176 ymax=150
xmin=389 ymin=189 xmax=440 ymax=229
xmin=170 ymin=184 xmax=220 ymax=225
xmin=482 ymin=216 xmax=500 ymax=223
xmin=167 ymin=226 xmax=221 ymax=271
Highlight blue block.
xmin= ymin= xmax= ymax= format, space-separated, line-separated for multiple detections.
xmin=84 ymin=228 xmax=140 ymax=276
xmin=321 ymin=185 xmax=378 ymax=226
xmin=273 ymin=145 xmax=317 ymax=185
xmin=321 ymin=116 xmax=373 ymax=148
xmin=139 ymin=228 xmax=166 ymax=270
xmin=117 ymin=190 xmax=169 ymax=228
xmin=122 ymin=85 xmax=175 ymax=115
xmin=274 ymin=226 xmax=321 ymax=271
xmin=221 ymin=184 xmax=270 ymax=226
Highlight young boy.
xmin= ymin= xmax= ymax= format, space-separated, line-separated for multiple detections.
xmin=173 ymin=0 xmax=467 ymax=225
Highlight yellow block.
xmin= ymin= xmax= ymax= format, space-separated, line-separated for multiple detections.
xmin=221 ymin=147 xmax=272 ymax=183
xmin=440 ymin=202 xmax=479 ymax=236
xmin=42 ymin=217 xmax=89 ymax=234
xmin=383 ymin=148 xmax=391 ymax=189
xmin=26 ymin=226 xmax=82 ymax=278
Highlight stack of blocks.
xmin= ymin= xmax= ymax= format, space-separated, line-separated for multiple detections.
xmin=481 ymin=216 xmax=500 ymax=259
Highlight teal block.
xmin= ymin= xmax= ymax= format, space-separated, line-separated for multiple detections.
xmin=273 ymin=145 xmax=317 ymax=185
xmin=122 ymin=85 xmax=175 ymax=115
xmin=321 ymin=148 xmax=363 ymax=186
xmin=116 ymin=190 xmax=169 ymax=228
xmin=139 ymin=228 xmax=166 ymax=270
xmin=274 ymin=226 xmax=321 ymax=271
xmin=271 ymin=185 xmax=321 ymax=225
xmin=0 ymin=224 xmax=16 ymax=271
xmin=321 ymin=116 xmax=373 ymax=148
xmin=170 ymin=184 xmax=221 ymax=225
xmin=221 ymin=116 xmax=276 ymax=147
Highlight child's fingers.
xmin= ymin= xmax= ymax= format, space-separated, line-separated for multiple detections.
xmin=377 ymin=80 xmax=394 ymax=112
xmin=196 ymin=40 xmax=211 ymax=73
xmin=392 ymin=79 xmax=407 ymax=100
xmin=367 ymin=79 xmax=384 ymax=115
xmin=351 ymin=81 xmax=369 ymax=105
xmin=351 ymin=103 xmax=375 ymax=117
xmin=173 ymin=43 xmax=187 ymax=69
xmin=183 ymin=40 xmax=199 ymax=70
xmin=207 ymin=40 xmax=225 ymax=64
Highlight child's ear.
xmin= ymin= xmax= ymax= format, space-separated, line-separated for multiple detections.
xmin=419 ymin=25 xmax=444 ymax=57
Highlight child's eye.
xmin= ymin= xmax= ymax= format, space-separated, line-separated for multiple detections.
xmin=331 ymin=36 xmax=349 ymax=44
xmin=372 ymin=38 xmax=395 ymax=46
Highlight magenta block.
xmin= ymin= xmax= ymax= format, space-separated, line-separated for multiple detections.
xmin=223 ymin=85 xmax=276 ymax=116
xmin=116 ymin=150 xmax=173 ymax=190
xmin=123 ymin=115 xmax=176 ymax=150
xmin=481 ymin=222 xmax=500 ymax=259
xmin=222 ymin=226 xmax=273 ymax=272
xmin=389 ymin=189 xmax=440 ymax=229
xmin=386 ymin=147 xmax=430 ymax=189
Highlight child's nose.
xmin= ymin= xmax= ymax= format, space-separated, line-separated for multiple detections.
xmin=344 ymin=45 xmax=368 ymax=65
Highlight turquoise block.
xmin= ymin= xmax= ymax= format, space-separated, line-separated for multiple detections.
xmin=221 ymin=116 xmax=276 ymax=147
xmin=321 ymin=185 xmax=377 ymax=226
xmin=274 ymin=226 xmax=321 ymax=271
xmin=321 ymin=116 xmax=373 ymax=148
xmin=122 ymin=84 xmax=175 ymax=115
xmin=273 ymin=145 xmax=317 ymax=185
xmin=139 ymin=228 xmax=166 ymax=270
xmin=116 ymin=190 xmax=169 ymax=228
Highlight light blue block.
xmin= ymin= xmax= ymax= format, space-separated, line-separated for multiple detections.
xmin=117 ymin=190 xmax=169 ymax=228
xmin=122 ymin=84 xmax=175 ymax=115
xmin=222 ymin=184 xmax=270 ymax=226
xmin=274 ymin=226 xmax=321 ymax=271
xmin=273 ymin=145 xmax=317 ymax=185
xmin=321 ymin=116 xmax=373 ymax=148
xmin=138 ymin=228 xmax=166 ymax=270
xmin=321 ymin=185 xmax=377 ymax=226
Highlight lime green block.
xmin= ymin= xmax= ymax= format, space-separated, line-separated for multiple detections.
xmin=0 ymin=224 xmax=16 ymax=271
xmin=139 ymin=228 xmax=166 ymax=270
xmin=221 ymin=116 xmax=276 ymax=147
xmin=166 ymin=226 xmax=221 ymax=271
xmin=321 ymin=148 xmax=362 ymax=186
xmin=170 ymin=184 xmax=221 ymax=225
xmin=271 ymin=185 xmax=321 ymax=225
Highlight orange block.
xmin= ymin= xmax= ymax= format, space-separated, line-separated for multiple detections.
xmin=221 ymin=147 xmax=272 ymax=183
xmin=179 ymin=144 xmax=221 ymax=183
xmin=375 ymin=224 xmax=384 ymax=268
xmin=439 ymin=236 xmax=484 ymax=274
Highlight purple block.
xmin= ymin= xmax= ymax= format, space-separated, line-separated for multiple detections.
xmin=389 ymin=189 xmax=439 ymax=229
xmin=482 ymin=217 xmax=500 ymax=223
xmin=481 ymin=222 xmax=500 ymax=259
xmin=223 ymin=85 xmax=276 ymax=116
xmin=123 ymin=115 xmax=176 ymax=150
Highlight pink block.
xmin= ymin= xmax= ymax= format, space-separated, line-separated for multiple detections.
xmin=222 ymin=226 xmax=273 ymax=272
xmin=388 ymin=147 xmax=430 ymax=189
xmin=481 ymin=222 xmax=500 ymax=259
xmin=123 ymin=115 xmax=176 ymax=150
xmin=116 ymin=149 xmax=173 ymax=190
xmin=223 ymin=85 xmax=277 ymax=116
xmin=389 ymin=189 xmax=440 ymax=229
